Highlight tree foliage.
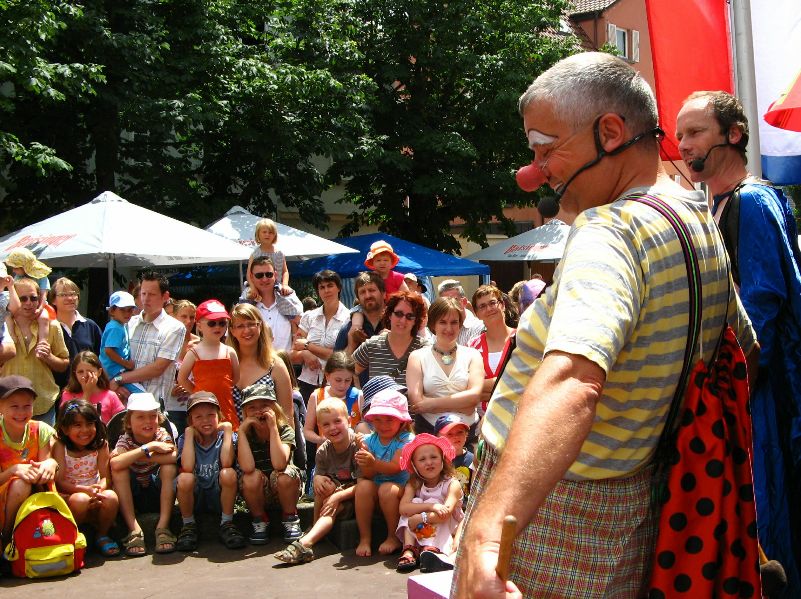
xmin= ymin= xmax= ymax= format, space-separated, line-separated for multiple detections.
xmin=1 ymin=0 xmax=576 ymax=252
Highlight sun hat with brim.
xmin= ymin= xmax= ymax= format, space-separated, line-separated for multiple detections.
xmin=400 ymin=433 xmax=456 ymax=472
xmin=240 ymin=381 xmax=277 ymax=408
xmin=126 ymin=392 xmax=161 ymax=411
xmin=363 ymin=388 xmax=411 ymax=423
xmin=520 ymin=279 xmax=547 ymax=312
xmin=196 ymin=299 xmax=230 ymax=321
xmin=364 ymin=240 xmax=400 ymax=270
xmin=403 ymin=272 xmax=427 ymax=293
xmin=434 ymin=413 xmax=470 ymax=436
xmin=5 ymin=248 xmax=51 ymax=280
xmin=187 ymin=391 xmax=220 ymax=412
xmin=0 ymin=375 xmax=37 ymax=400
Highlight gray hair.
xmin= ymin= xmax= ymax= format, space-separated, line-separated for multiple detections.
xmin=437 ymin=279 xmax=465 ymax=298
xmin=519 ymin=52 xmax=658 ymax=139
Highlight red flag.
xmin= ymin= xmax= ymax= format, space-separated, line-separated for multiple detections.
xmin=646 ymin=0 xmax=734 ymax=160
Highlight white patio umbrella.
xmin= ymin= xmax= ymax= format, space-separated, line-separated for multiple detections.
xmin=465 ymin=220 xmax=571 ymax=263
xmin=0 ymin=191 xmax=252 ymax=293
xmin=205 ymin=205 xmax=359 ymax=260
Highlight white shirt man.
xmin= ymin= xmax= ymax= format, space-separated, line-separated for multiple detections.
xmin=250 ymin=257 xmax=293 ymax=351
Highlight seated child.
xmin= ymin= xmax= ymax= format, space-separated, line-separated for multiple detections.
xmin=395 ymin=433 xmax=463 ymax=574
xmin=353 ymin=375 xmax=407 ymax=434
xmin=351 ymin=240 xmax=409 ymax=330
xmin=5 ymin=249 xmax=53 ymax=347
xmin=61 ymin=351 xmax=125 ymax=424
xmin=273 ymin=398 xmax=361 ymax=564
xmin=110 ymin=393 xmax=177 ymax=556
xmin=434 ymin=414 xmax=473 ymax=507
xmin=100 ymin=291 xmax=144 ymax=396
xmin=175 ymin=392 xmax=244 ymax=551
xmin=237 ymin=382 xmax=303 ymax=545
xmin=354 ymin=388 xmax=413 ymax=557
xmin=0 ymin=376 xmax=58 ymax=548
xmin=54 ymin=400 xmax=120 ymax=556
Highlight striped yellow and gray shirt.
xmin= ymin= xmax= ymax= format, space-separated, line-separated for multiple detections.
xmin=482 ymin=186 xmax=756 ymax=480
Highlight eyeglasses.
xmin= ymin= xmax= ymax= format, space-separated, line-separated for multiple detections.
xmin=233 ymin=322 xmax=261 ymax=331
xmin=56 ymin=292 xmax=79 ymax=298
xmin=392 ymin=310 xmax=416 ymax=321
xmin=205 ymin=319 xmax=228 ymax=328
xmin=476 ymin=299 xmax=501 ymax=312
xmin=19 ymin=295 xmax=39 ymax=303
xmin=253 ymin=271 xmax=275 ymax=279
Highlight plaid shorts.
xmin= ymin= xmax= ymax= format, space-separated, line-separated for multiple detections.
xmin=244 ymin=464 xmax=302 ymax=506
xmin=453 ymin=443 xmax=657 ymax=598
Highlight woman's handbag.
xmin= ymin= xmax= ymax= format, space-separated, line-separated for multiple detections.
xmin=628 ymin=194 xmax=761 ymax=598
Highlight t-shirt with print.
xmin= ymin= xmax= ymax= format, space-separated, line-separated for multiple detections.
xmin=246 ymin=423 xmax=295 ymax=476
xmin=315 ymin=430 xmax=362 ymax=487
xmin=177 ymin=430 xmax=238 ymax=490
xmin=452 ymin=449 xmax=474 ymax=507
xmin=0 ymin=418 xmax=55 ymax=460
xmin=112 ymin=428 xmax=173 ymax=485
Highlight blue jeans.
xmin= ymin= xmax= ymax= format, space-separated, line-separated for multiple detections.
xmin=34 ymin=404 xmax=57 ymax=427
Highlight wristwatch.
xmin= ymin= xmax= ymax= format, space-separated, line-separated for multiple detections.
xmin=113 ymin=374 xmax=123 ymax=384
xmin=304 ymin=339 xmax=310 ymax=350
xmin=141 ymin=446 xmax=151 ymax=459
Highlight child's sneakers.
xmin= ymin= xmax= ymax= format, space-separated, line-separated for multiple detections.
xmin=274 ymin=540 xmax=314 ymax=565
xmin=281 ymin=515 xmax=303 ymax=543
xmin=249 ymin=519 xmax=270 ymax=545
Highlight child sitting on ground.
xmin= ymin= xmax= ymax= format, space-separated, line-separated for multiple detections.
xmin=0 ymin=376 xmax=58 ymax=550
xmin=350 ymin=240 xmax=409 ymax=331
xmin=54 ymin=399 xmax=120 ymax=557
xmin=5 ymin=249 xmax=54 ymax=347
xmin=352 ymin=375 xmax=407 ymax=434
xmin=175 ymin=392 xmax=244 ymax=551
xmin=61 ymin=351 xmax=125 ymax=424
xmin=177 ymin=299 xmax=239 ymax=432
xmin=396 ymin=433 xmax=463 ymax=574
xmin=237 ymin=382 xmax=303 ymax=545
xmin=110 ymin=392 xmax=177 ymax=556
xmin=100 ymin=291 xmax=143 ymax=397
xmin=273 ymin=398 xmax=361 ymax=564
xmin=434 ymin=414 xmax=473 ymax=507
xmin=354 ymin=388 xmax=413 ymax=557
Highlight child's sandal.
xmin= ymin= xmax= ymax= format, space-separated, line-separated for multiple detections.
xmin=121 ymin=530 xmax=146 ymax=558
xmin=154 ymin=527 xmax=177 ymax=554
xmin=176 ymin=522 xmax=199 ymax=552
xmin=95 ymin=535 xmax=121 ymax=557
xmin=396 ymin=545 xmax=419 ymax=573
xmin=273 ymin=540 xmax=314 ymax=565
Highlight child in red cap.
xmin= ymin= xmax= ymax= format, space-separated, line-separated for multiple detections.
xmin=177 ymin=300 xmax=240 ymax=432
xmin=351 ymin=240 xmax=409 ymax=331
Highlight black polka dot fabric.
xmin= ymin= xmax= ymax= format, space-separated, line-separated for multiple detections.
xmin=648 ymin=327 xmax=761 ymax=597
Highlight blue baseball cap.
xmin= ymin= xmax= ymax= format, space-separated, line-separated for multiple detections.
xmin=108 ymin=291 xmax=137 ymax=309
xmin=434 ymin=413 xmax=470 ymax=435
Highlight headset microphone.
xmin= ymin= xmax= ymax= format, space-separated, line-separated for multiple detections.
xmin=689 ymin=142 xmax=729 ymax=173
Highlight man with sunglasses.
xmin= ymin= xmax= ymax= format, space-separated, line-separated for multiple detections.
xmin=111 ymin=271 xmax=185 ymax=425
xmin=452 ymin=53 xmax=758 ymax=598
xmin=247 ymin=256 xmax=294 ymax=352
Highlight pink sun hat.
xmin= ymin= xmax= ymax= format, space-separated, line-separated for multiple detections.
xmin=363 ymin=388 xmax=411 ymax=423
xmin=399 ymin=433 xmax=456 ymax=472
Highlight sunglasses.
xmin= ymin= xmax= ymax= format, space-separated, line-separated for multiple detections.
xmin=205 ymin=319 xmax=229 ymax=328
xmin=253 ymin=271 xmax=275 ymax=279
xmin=392 ymin=310 xmax=416 ymax=321
xmin=233 ymin=322 xmax=260 ymax=331
xmin=19 ymin=295 xmax=39 ymax=303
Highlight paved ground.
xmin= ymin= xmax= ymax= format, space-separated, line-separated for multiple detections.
xmin=0 ymin=537 xmax=410 ymax=599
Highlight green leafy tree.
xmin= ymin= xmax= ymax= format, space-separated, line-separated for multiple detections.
xmin=329 ymin=0 xmax=577 ymax=252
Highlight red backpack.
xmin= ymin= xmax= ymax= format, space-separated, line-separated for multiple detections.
xmin=3 ymin=485 xmax=87 ymax=578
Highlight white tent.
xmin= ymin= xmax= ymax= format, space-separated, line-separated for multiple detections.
xmin=0 ymin=191 xmax=252 ymax=293
xmin=465 ymin=220 xmax=570 ymax=263
xmin=205 ymin=205 xmax=358 ymax=260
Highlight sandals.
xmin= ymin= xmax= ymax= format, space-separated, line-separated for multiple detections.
xmin=219 ymin=521 xmax=246 ymax=550
xmin=154 ymin=527 xmax=177 ymax=554
xmin=176 ymin=522 xmax=199 ymax=552
xmin=95 ymin=535 xmax=121 ymax=557
xmin=397 ymin=545 xmax=420 ymax=573
xmin=122 ymin=530 xmax=146 ymax=558
xmin=420 ymin=548 xmax=454 ymax=573
xmin=273 ymin=540 xmax=314 ymax=565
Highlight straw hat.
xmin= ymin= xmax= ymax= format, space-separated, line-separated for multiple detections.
xmin=5 ymin=248 xmax=51 ymax=280
xmin=364 ymin=240 xmax=400 ymax=269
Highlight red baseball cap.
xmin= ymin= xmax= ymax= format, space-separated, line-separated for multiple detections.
xmin=196 ymin=299 xmax=230 ymax=321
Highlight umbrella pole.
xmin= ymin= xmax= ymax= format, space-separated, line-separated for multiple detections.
xmin=107 ymin=257 xmax=114 ymax=296
xmin=239 ymin=260 xmax=244 ymax=292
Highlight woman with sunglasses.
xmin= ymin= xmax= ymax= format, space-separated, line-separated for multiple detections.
xmin=468 ymin=285 xmax=516 ymax=414
xmin=353 ymin=291 xmax=428 ymax=388
xmin=406 ymin=297 xmax=483 ymax=437
xmin=48 ymin=277 xmax=102 ymax=388
xmin=177 ymin=299 xmax=240 ymax=430
xmin=1 ymin=277 xmax=70 ymax=425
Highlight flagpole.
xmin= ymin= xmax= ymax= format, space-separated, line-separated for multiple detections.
xmin=731 ymin=0 xmax=762 ymax=177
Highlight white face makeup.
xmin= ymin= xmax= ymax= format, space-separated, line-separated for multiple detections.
xmin=527 ymin=129 xmax=558 ymax=150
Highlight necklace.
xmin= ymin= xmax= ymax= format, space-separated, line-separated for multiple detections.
xmin=432 ymin=344 xmax=456 ymax=365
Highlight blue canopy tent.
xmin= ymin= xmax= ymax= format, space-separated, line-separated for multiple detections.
xmin=293 ymin=233 xmax=490 ymax=306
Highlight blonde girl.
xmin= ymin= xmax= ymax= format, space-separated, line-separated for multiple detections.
xmin=248 ymin=218 xmax=292 ymax=296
